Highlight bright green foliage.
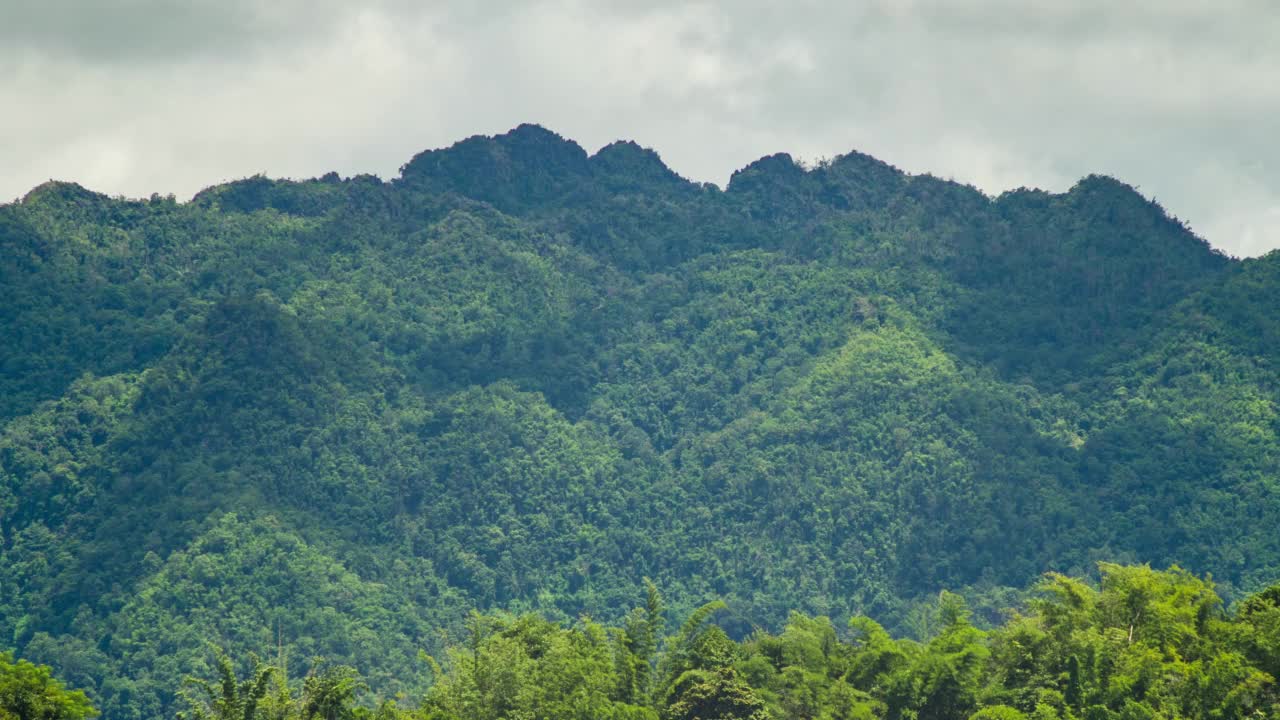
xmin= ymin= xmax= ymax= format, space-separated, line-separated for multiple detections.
xmin=176 ymin=650 xmax=274 ymax=720
xmin=9 ymin=564 xmax=1280 ymax=719
xmin=408 ymin=568 xmax=1280 ymax=719
xmin=418 ymin=613 xmax=655 ymax=720
xmin=976 ymin=565 xmax=1280 ymax=720
xmin=178 ymin=652 xmax=395 ymax=720
xmin=739 ymin=614 xmax=882 ymax=719
xmin=968 ymin=707 xmax=1027 ymax=720
xmin=1238 ymin=584 xmax=1280 ymax=682
xmin=0 ymin=652 xmax=97 ymax=720
xmin=614 ymin=580 xmax=666 ymax=705
xmin=663 ymin=667 xmax=770 ymax=720
xmin=4 ymin=126 xmax=1280 ymax=718
xmin=176 ymin=649 xmax=383 ymax=720
xmin=297 ymin=664 xmax=366 ymax=720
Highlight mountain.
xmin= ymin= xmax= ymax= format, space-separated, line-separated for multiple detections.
xmin=2 ymin=125 xmax=1277 ymax=719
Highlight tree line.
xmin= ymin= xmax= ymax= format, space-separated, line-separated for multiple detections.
xmin=9 ymin=565 xmax=1280 ymax=720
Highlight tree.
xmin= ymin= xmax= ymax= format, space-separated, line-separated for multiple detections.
xmin=883 ymin=592 xmax=988 ymax=720
xmin=177 ymin=648 xmax=274 ymax=720
xmin=299 ymin=663 xmax=365 ymax=720
xmin=663 ymin=667 xmax=769 ymax=720
xmin=0 ymin=652 xmax=97 ymax=720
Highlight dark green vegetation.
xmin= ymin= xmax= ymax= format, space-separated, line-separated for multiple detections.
xmin=2 ymin=124 xmax=1279 ymax=718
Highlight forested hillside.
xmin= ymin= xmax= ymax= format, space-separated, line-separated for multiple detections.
xmin=3 ymin=125 xmax=1279 ymax=719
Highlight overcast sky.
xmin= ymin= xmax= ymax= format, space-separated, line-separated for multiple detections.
xmin=3 ymin=1 xmax=1277 ymax=256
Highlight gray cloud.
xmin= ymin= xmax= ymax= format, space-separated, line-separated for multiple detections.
xmin=2 ymin=0 xmax=1276 ymax=256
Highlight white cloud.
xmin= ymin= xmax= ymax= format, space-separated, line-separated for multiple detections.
xmin=1 ymin=0 xmax=1276 ymax=255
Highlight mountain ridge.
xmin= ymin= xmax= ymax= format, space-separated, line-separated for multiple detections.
xmin=15 ymin=124 xmax=1227 ymax=258
xmin=2 ymin=125 xmax=1276 ymax=720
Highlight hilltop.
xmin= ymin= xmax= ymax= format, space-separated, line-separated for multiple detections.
xmin=2 ymin=126 xmax=1278 ymax=718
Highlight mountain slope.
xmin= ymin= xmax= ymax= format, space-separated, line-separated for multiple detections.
xmin=1 ymin=125 xmax=1275 ymax=719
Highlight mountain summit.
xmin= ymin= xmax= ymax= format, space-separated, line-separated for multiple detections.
xmin=1 ymin=127 xmax=1272 ymax=720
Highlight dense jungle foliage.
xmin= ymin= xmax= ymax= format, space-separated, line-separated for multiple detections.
xmin=10 ymin=566 xmax=1280 ymax=720
xmin=3 ymin=124 xmax=1279 ymax=718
